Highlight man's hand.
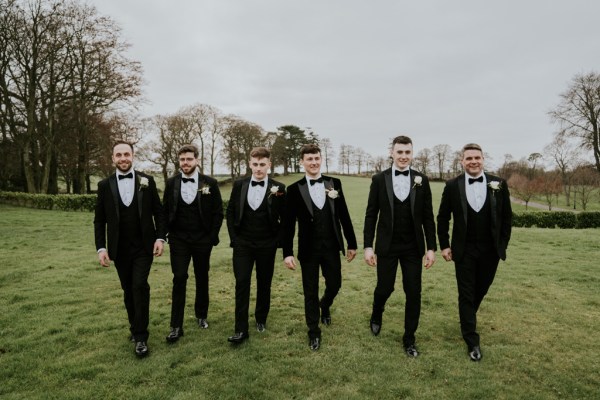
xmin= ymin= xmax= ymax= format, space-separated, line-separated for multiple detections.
xmin=441 ymin=248 xmax=452 ymax=262
xmin=424 ymin=249 xmax=435 ymax=269
xmin=284 ymin=256 xmax=296 ymax=270
xmin=364 ymin=248 xmax=377 ymax=267
xmin=153 ymin=240 xmax=164 ymax=257
xmin=346 ymin=249 xmax=357 ymax=262
xmin=98 ymin=250 xmax=111 ymax=267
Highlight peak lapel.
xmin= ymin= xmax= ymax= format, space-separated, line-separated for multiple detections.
xmin=298 ymin=179 xmax=313 ymax=216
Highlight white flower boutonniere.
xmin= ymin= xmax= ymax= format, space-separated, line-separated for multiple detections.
xmin=139 ymin=177 xmax=149 ymax=190
xmin=199 ymin=184 xmax=211 ymax=195
xmin=326 ymin=187 xmax=339 ymax=199
xmin=488 ymin=181 xmax=501 ymax=192
xmin=412 ymin=176 xmax=422 ymax=188
xmin=269 ymin=185 xmax=283 ymax=197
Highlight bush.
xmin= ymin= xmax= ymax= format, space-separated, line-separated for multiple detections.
xmin=512 ymin=211 xmax=600 ymax=229
xmin=0 ymin=191 xmax=96 ymax=212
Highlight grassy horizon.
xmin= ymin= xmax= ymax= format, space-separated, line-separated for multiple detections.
xmin=1 ymin=176 xmax=599 ymax=399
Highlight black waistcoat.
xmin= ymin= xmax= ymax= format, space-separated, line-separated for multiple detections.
xmin=238 ymin=195 xmax=274 ymax=247
xmin=310 ymin=200 xmax=336 ymax=252
xmin=391 ymin=195 xmax=417 ymax=252
xmin=172 ymin=192 xmax=209 ymax=242
xmin=466 ymin=195 xmax=493 ymax=246
xmin=117 ymin=192 xmax=144 ymax=256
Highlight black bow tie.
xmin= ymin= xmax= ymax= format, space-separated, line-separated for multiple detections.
xmin=251 ymin=180 xmax=265 ymax=187
xmin=395 ymin=169 xmax=409 ymax=176
xmin=182 ymin=177 xmax=195 ymax=183
xmin=118 ymin=172 xmax=133 ymax=180
xmin=468 ymin=176 xmax=484 ymax=184
xmin=309 ymin=177 xmax=323 ymax=186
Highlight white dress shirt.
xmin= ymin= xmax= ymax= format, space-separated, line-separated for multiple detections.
xmin=248 ymin=177 xmax=268 ymax=210
xmin=307 ymin=175 xmax=326 ymax=209
xmin=465 ymin=173 xmax=487 ymax=212
xmin=116 ymin=169 xmax=135 ymax=206
xmin=392 ymin=167 xmax=411 ymax=202
xmin=181 ymin=170 xmax=199 ymax=205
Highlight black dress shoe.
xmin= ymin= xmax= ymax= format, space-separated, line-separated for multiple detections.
xmin=198 ymin=318 xmax=209 ymax=329
xmin=469 ymin=345 xmax=482 ymax=361
xmin=405 ymin=344 xmax=419 ymax=358
xmin=320 ymin=307 xmax=331 ymax=326
xmin=166 ymin=327 xmax=184 ymax=343
xmin=256 ymin=322 xmax=266 ymax=333
xmin=309 ymin=337 xmax=321 ymax=351
xmin=370 ymin=319 xmax=381 ymax=336
xmin=227 ymin=332 xmax=249 ymax=344
xmin=135 ymin=341 xmax=149 ymax=358
xmin=128 ymin=334 xmax=135 ymax=343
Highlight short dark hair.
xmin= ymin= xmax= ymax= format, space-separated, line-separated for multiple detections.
xmin=392 ymin=135 xmax=413 ymax=146
xmin=249 ymin=147 xmax=271 ymax=159
xmin=177 ymin=144 xmax=199 ymax=158
xmin=461 ymin=143 xmax=483 ymax=157
xmin=113 ymin=140 xmax=134 ymax=153
xmin=299 ymin=143 xmax=321 ymax=159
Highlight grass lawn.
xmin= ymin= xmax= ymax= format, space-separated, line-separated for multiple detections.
xmin=1 ymin=175 xmax=599 ymax=399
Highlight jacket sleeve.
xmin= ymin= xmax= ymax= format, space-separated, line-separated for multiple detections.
xmin=93 ymin=180 xmax=108 ymax=251
xmin=335 ymin=179 xmax=357 ymax=250
xmin=363 ymin=174 xmax=380 ymax=249
xmin=226 ymin=181 xmax=239 ymax=247
xmin=436 ymin=180 xmax=452 ymax=250
xmin=282 ymin=184 xmax=298 ymax=258
xmin=209 ymin=179 xmax=224 ymax=246
xmin=421 ymin=176 xmax=437 ymax=251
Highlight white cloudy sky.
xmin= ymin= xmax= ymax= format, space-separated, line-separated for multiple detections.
xmin=90 ymin=0 xmax=599 ymax=168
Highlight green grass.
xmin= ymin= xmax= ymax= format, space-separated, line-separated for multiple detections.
xmin=1 ymin=175 xmax=599 ymax=399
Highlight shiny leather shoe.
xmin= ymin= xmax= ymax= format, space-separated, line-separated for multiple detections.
xmin=256 ymin=322 xmax=266 ymax=333
xmin=227 ymin=332 xmax=249 ymax=344
xmin=405 ymin=344 xmax=419 ymax=358
xmin=370 ymin=319 xmax=381 ymax=336
xmin=135 ymin=341 xmax=149 ymax=358
xmin=469 ymin=345 xmax=482 ymax=362
xmin=309 ymin=337 xmax=321 ymax=351
xmin=320 ymin=307 xmax=331 ymax=326
xmin=198 ymin=318 xmax=209 ymax=329
xmin=166 ymin=327 xmax=184 ymax=343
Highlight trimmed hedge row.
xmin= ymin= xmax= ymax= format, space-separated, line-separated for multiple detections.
xmin=2 ymin=191 xmax=600 ymax=228
xmin=512 ymin=211 xmax=600 ymax=228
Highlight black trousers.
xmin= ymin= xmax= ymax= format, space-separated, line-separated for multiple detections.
xmin=299 ymin=250 xmax=342 ymax=339
xmin=372 ymin=248 xmax=422 ymax=347
xmin=454 ymin=245 xmax=500 ymax=348
xmin=168 ymin=236 xmax=212 ymax=329
xmin=232 ymin=242 xmax=277 ymax=333
xmin=114 ymin=249 xmax=153 ymax=342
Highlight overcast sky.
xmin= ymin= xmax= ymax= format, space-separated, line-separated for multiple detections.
xmin=90 ymin=0 xmax=599 ymax=169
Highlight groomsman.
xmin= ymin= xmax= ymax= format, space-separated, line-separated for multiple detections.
xmin=226 ymin=147 xmax=286 ymax=344
xmin=437 ymin=143 xmax=512 ymax=361
xmin=94 ymin=141 xmax=166 ymax=357
xmin=163 ymin=144 xmax=223 ymax=343
xmin=283 ymin=143 xmax=357 ymax=351
xmin=363 ymin=135 xmax=436 ymax=357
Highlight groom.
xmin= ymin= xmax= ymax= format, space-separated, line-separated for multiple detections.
xmin=283 ymin=143 xmax=357 ymax=351
xmin=94 ymin=141 xmax=166 ymax=357
xmin=437 ymin=143 xmax=512 ymax=361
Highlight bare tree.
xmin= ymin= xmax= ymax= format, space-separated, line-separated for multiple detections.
xmin=572 ymin=165 xmax=600 ymax=210
xmin=221 ymin=115 xmax=264 ymax=179
xmin=320 ymin=137 xmax=334 ymax=173
xmin=549 ymin=72 xmax=600 ymax=172
xmin=543 ymin=132 xmax=580 ymax=206
xmin=412 ymin=148 xmax=432 ymax=176
xmin=534 ymin=171 xmax=563 ymax=211
xmin=338 ymin=144 xmax=351 ymax=174
xmin=354 ymin=147 xmax=367 ymax=175
xmin=508 ymin=173 xmax=537 ymax=209
xmin=432 ymin=144 xmax=451 ymax=179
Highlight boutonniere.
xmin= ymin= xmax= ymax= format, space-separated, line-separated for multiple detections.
xmin=488 ymin=181 xmax=501 ymax=192
xmin=139 ymin=177 xmax=149 ymax=190
xmin=198 ymin=184 xmax=211 ymax=195
xmin=325 ymin=186 xmax=339 ymax=199
xmin=412 ymin=176 xmax=422 ymax=188
xmin=269 ymin=185 xmax=284 ymax=197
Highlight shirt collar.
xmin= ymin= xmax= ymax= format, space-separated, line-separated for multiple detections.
xmin=251 ymin=176 xmax=268 ymax=185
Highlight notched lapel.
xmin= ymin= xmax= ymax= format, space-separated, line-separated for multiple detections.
xmin=298 ymin=180 xmax=313 ymax=216
xmin=109 ymin=175 xmax=120 ymax=220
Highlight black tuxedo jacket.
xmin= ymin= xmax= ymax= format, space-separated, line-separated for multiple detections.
xmin=94 ymin=171 xmax=166 ymax=259
xmin=282 ymin=175 xmax=357 ymax=261
xmin=226 ymin=177 xmax=286 ymax=247
xmin=437 ymin=172 xmax=512 ymax=261
xmin=163 ymin=172 xmax=224 ymax=246
xmin=363 ymin=168 xmax=437 ymax=256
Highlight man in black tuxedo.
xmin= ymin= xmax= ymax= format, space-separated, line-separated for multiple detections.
xmin=94 ymin=141 xmax=166 ymax=357
xmin=226 ymin=147 xmax=286 ymax=344
xmin=283 ymin=143 xmax=357 ymax=351
xmin=163 ymin=144 xmax=223 ymax=343
xmin=363 ymin=135 xmax=436 ymax=357
xmin=437 ymin=143 xmax=512 ymax=361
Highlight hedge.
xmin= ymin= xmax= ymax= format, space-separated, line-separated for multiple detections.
xmin=512 ymin=211 xmax=600 ymax=229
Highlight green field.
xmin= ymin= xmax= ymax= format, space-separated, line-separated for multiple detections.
xmin=1 ymin=175 xmax=599 ymax=399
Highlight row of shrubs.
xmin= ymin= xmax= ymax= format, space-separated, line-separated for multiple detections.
xmin=2 ymin=191 xmax=600 ymax=228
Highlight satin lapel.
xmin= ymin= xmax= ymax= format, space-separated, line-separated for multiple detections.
xmin=135 ymin=172 xmax=143 ymax=219
xmin=240 ymin=179 xmax=250 ymax=224
xmin=173 ymin=174 xmax=181 ymax=217
xmin=299 ymin=179 xmax=313 ymax=216
xmin=196 ymin=176 xmax=204 ymax=220
xmin=266 ymin=181 xmax=274 ymax=220
xmin=458 ymin=174 xmax=468 ymax=226
xmin=324 ymin=177 xmax=335 ymax=215
xmin=109 ymin=174 xmax=120 ymax=221
xmin=409 ymin=171 xmax=416 ymax=216
xmin=384 ymin=169 xmax=394 ymax=220
xmin=486 ymin=173 xmax=498 ymax=228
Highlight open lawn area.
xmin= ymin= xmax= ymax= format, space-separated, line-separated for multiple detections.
xmin=1 ymin=175 xmax=599 ymax=399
